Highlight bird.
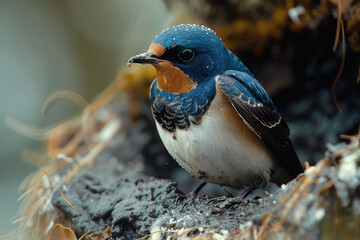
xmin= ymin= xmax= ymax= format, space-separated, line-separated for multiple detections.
xmin=127 ymin=24 xmax=303 ymax=191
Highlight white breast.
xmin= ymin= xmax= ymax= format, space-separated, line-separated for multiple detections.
xmin=154 ymin=90 xmax=275 ymax=189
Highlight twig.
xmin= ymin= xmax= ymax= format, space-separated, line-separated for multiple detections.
xmin=332 ymin=0 xmax=342 ymax=51
xmin=42 ymin=90 xmax=88 ymax=115
xmin=331 ymin=19 xmax=345 ymax=113
xmin=61 ymin=186 xmax=77 ymax=211
xmin=78 ymin=231 xmax=91 ymax=240
xmin=17 ymin=186 xmax=44 ymax=202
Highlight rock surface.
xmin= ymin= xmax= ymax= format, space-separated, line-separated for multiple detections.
xmin=51 ymin=150 xmax=298 ymax=239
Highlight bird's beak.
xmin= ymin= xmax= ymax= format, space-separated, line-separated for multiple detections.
xmin=127 ymin=51 xmax=161 ymax=67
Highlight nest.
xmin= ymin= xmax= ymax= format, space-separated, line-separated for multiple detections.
xmin=3 ymin=0 xmax=360 ymax=239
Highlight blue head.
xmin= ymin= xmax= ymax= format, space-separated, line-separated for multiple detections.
xmin=150 ymin=24 xmax=228 ymax=82
xmin=128 ymin=24 xmax=248 ymax=94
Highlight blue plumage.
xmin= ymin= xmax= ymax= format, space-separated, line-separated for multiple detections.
xmin=152 ymin=24 xmax=222 ymax=51
xmin=152 ymin=25 xmax=227 ymax=84
xmin=128 ymin=24 xmax=303 ymax=187
xmin=218 ymin=70 xmax=278 ymax=113
xmin=149 ymin=24 xmax=256 ymax=132
xmin=150 ymin=78 xmax=215 ymax=131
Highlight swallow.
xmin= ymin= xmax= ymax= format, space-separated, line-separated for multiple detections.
xmin=128 ymin=24 xmax=303 ymax=190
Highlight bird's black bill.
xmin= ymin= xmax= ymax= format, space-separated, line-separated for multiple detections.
xmin=127 ymin=53 xmax=160 ymax=67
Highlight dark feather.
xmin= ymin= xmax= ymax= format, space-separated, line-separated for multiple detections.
xmin=150 ymin=78 xmax=215 ymax=132
xmin=217 ymin=71 xmax=303 ymax=180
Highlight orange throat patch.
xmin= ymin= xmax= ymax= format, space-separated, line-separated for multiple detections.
xmin=154 ymin=62 xmax=197 ymax=94
xmin=147 ymin=43 xmax=197 ymax=94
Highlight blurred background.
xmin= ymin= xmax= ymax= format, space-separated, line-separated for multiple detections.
xmin=0 ymin=0 xmax=169 ymax=237
xmin=1 ymin=0 xmax=359 ymax=238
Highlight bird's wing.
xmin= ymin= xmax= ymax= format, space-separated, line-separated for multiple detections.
xmin=216 ymin=70 xmax=303 ymax=179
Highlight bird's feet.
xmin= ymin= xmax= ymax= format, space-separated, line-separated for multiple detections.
xmin=175 ymin=182 xmax=207 ymax=210
xmin=207 ymin=184 xmax=260 ymax=210
xmin=207 ymin=195 xmax=244 ymax=211
xmin=241 ymin=184 xmax=260 ymax=199
xmin=188 ymin=182 xmax=207 ymax=196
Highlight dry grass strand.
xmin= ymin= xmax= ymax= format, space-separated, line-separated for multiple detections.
xmin=42 ymin=90 xmax=88 ymax=115
xmin=61 ymin=187 xmax=77 ymax=211
xmin=331 ymin=19 xmax=345 ymax=113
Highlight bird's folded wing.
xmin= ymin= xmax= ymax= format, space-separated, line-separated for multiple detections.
xmin=216 ymin=70 xmax=303 ymax=179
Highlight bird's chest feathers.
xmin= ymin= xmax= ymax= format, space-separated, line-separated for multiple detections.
xmin=155 ymin=62 xmax=197 ymax=94
xmin=151 ymin=80 xmax=215 ymax=132
xmin=154 ymin=90 xmax=275 ymax=188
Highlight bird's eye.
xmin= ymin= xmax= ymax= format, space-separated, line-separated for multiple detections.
xmin=178 ymin=48 xmax=195 ymax=63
